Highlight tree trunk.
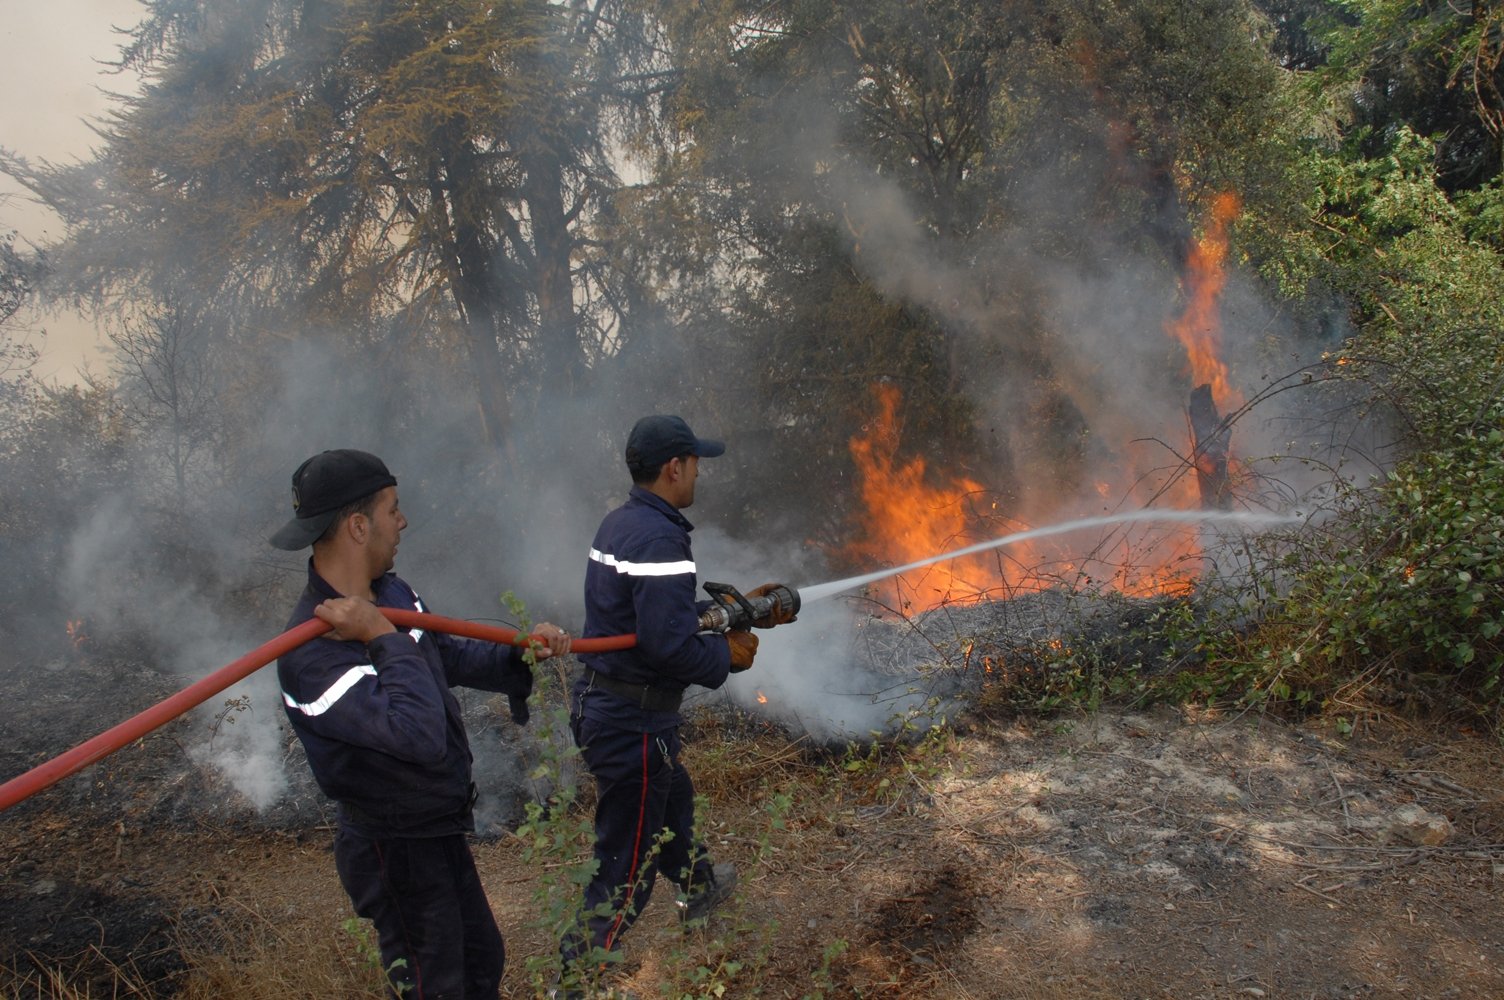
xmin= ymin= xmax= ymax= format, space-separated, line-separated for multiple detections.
xmin=1188 ymin=384 xmax=1231 ymax=510
xmin=522 ymin=146 xmax=586 ymax=399
xmin=434 ymin=146 xmax=513 ymax=448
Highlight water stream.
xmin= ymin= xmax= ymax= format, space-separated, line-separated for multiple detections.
xmin=798 ymin=508 xmax=1302 ymax=605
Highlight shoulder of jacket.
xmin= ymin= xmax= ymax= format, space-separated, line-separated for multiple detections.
xmin=618 ymin=514 xmax=688 ymax=554
xmin=279 ymin=632 xmax=367 ymax=684
xmin=375 ymin=573 xmax=422 ymax=608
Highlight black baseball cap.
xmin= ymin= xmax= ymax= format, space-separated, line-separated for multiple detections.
xmin=625 ymin=415 xmax=725 ymax=471
xmin=269 ymin=449 xmax=398 ymax=550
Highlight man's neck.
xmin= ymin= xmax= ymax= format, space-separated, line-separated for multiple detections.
xmin=642 ymin=480 xmax=681 ymax=510
xmin=311 ymin=549 xmax=377 ymax=601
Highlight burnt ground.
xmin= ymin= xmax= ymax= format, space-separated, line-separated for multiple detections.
xmin=4 ymin=640 xmax=1504 ymax=999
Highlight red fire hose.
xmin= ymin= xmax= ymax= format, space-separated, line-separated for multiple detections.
xmin=0 ymin=610 xmax=636 ymax=814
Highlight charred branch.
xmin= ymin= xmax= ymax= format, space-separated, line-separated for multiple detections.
xmin=1188 ymin=383 xmax=1232 ymax=510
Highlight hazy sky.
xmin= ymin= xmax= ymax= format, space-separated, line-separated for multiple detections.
xmin=0 ymin=0 xmax=141 ymax=384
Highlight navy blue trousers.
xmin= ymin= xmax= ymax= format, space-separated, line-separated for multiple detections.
xmin=561 ymin=716 xmax=713 ymax=965
xmin=334 ymin=828 xmax=504 ymax=999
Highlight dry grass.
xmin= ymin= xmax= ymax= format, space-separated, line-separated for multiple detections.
xmin=172 ymin=901 xmax=390 ymax=1000
xmin=8 ymin=705 xmax=1504 ymax=999
xmin=1 ymin=950 xmax=153 ymax=1000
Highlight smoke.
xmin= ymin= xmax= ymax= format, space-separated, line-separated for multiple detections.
xmin=185 ymin=668 xmax=289 ymax=811
xmin=57 ymin=490 xmax=295 ymax=809
xmin=615 ymin=74 xmax=1363 ymax=740
xmin=744 ymin=74 xmax=1353 ymax=510
xmin=4 ymin=16 xmax=1373 ymax=828
xmin=760 ymin=73 xmax=1361 ymax=531
xmin=711 ymin=600 xmax=920 ymax=741
xmin=686 ymin=527 xmax=944 ymax=740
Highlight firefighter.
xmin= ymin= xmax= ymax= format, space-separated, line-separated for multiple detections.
xmin=271 ymin=448 xmax=570 ymax=999
xmin=555 ymin=416 xmax=794 ymax=995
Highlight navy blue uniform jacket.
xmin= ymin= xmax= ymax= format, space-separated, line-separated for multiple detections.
xmin=576 ymin=486 xmax=731 ymax=731
xmin=277 ymin=563 xmax=533 ymax=837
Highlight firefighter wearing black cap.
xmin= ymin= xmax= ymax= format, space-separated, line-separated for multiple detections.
xmin=270 ymin=449 xmax=571 ymax=1000
xmin=554 ymin=416 xmax=795 ymax=993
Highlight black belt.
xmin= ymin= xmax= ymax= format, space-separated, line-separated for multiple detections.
xmin=339 ymin=782 xmax=476 ymax=832
xmin=584 ymin=667 xmax=684 ymax=713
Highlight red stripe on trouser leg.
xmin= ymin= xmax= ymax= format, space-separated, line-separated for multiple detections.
xmin=374 ymin=839 xmax=426 ymax=999
xmin=604 ymin=733 xmax=651 ymax=951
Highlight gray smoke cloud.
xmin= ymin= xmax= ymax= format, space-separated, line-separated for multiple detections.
xmin=741 ymin=77 xmax=1357 ymax=523
xmin=686 ymin=528 xmax=886 ymax=739
xmin=635 ymin=78 xmax=1360 ymax=742
xmin=11 ymin=30 xmax=1369 ymax=823
xmin=58 ymin=489 xmax=295 ymax=810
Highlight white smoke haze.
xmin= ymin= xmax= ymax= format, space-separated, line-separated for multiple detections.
xmin=5 ymin=27 xmax=1370 ymax=822
xmin=598 ymin=81 xmax=1356 ymax=745
xmin=686 ymin=526 xmax=943 ymax=740
xmin=752 ymin=77 xmax=1352 ymax=516
xmin=59 ymin=490 xmax=301 ymax=807
xmin=802 ymin=78 xmax=1359 ymax=527
xmin=719 ymin=598 xmax=941 ymax=741
xmin=186 ymin=668 xmax=290 ymax=812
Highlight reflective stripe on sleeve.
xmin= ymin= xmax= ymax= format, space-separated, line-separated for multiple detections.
xmin=282 ymin=664 xmax=377 ymax=717
xmin=409 ymin=596 xmax=426 ymax=642
xmin=589 ymin=547 xmax=695 ymax=577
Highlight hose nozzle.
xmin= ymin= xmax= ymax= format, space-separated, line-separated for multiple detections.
xmin=697 ymin=582 xmax=801 ymax=632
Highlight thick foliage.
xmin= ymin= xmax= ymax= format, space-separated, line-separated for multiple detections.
xmin=1294 ymin=428 xmax=1504 ymax=697
xmin=615 ymin=0 xmax=1305 ymax=545
xmin=5 ymin=0 xmax=655 ymax=449
xmin=1318 ymin=0 xmax=1504 ymax=192
xmin=1212 ymin=127 xmax=1504 ymax=714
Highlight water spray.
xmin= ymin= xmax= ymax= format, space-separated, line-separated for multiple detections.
xmin=798 ymin=508 xmax=1302 ymax=604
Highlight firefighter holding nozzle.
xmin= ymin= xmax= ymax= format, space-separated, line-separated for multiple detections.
xmin=554 ymin=415 xmax=796 ymax=995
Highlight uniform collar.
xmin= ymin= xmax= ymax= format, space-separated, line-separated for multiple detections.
xmin=628 ymin=484 xmax=694 ymax=532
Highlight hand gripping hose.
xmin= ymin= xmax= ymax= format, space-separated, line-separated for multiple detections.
xmin=0 ymin=610 xmax=635 ymax=814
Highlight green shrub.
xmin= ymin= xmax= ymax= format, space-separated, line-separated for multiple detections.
xmin=1285 ymin=427 xmax=1504 ymax=703
xmin=1220 ymin=119 xmax=1504 ymax=717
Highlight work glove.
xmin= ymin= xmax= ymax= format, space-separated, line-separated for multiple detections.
xmin=726 ymin=629 xmax=759 ymax=672
xmin=747 ymin=582 xmax=798 ymax=628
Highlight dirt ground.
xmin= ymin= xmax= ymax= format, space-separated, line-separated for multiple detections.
xmin=4 ymin=683 xmax=1504 ymax=1000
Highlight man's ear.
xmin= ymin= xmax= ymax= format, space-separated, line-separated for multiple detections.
xmin=345 ymin=512 xmax=369 ymax=543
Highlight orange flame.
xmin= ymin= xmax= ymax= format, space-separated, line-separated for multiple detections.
xmin=837 ymin=197 xmax=1249 ymax=615
xmin=1167 ymin=191 xmax=1244 ymax=412
xmin=66 ymin=619 xmax=87 ymax=648
xmin=841 ymin=384 xmax=1046 ymax=611
xmin=756 ymin=690 xmax=768 ymax=705
xmin=839 ymin=384 xmax=1203 ymax=614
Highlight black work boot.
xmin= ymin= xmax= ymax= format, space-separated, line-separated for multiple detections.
xmin=677 ymin=862 xmax=738 ymax=924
